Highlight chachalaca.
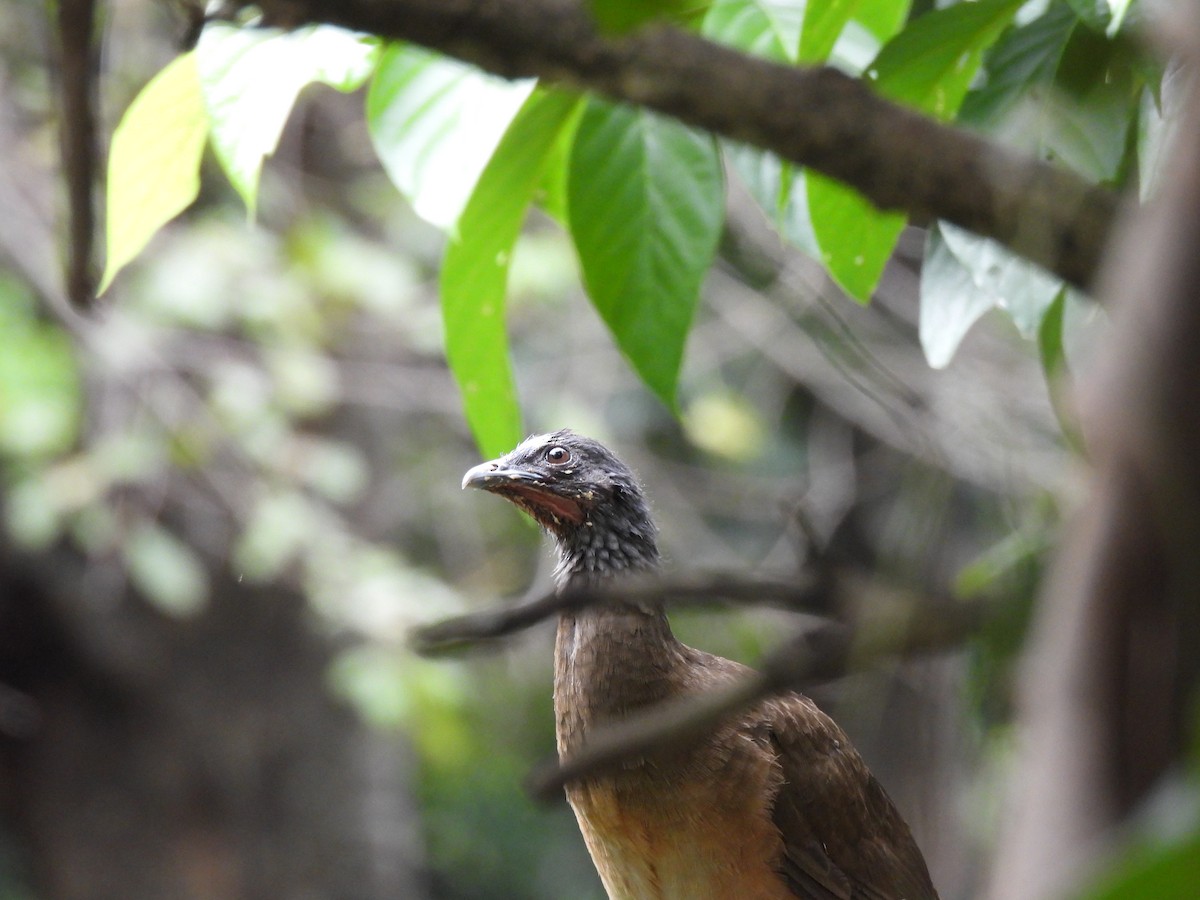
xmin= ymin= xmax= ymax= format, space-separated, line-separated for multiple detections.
xmin=463 ymin=430 xmax=938 ymax=900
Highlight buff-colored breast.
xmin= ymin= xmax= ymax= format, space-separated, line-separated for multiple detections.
xmin=566 ymin=731 xmax=796 ymax=900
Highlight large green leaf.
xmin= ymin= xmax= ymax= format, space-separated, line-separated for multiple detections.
xmin=808 ymin=0 xmax=1023 ymax=301
xmin=367 ymin=45 xmax=534 ymax=232
xmin=568 ymin=102 xmax=723 ymax=408
xmin=441 ymin=91 xmax=585 ymax=457
xmin=1037 ymin=26 xmax=1141 ymax=184
xmin=195 ymin=24 xmax=377 ymax=216
xmin=100 ymin=53 xmax=210 ymax=294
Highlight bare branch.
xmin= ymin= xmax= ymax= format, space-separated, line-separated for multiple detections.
xmin=411 ymin=571 xmax=834 ymax=654
xmin=55 ymin=0 xmax=100 ymax=308
xmin=247 ymin=0 xmax=1120 ymax=290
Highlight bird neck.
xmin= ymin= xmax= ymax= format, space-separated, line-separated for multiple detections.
xmin=552 ymin=495 xmax=660 ymax=586
xmin=552 ymin=508 xmax=687 ymax=757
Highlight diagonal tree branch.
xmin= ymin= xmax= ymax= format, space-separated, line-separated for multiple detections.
xmin=244 ymin=0 xmax=1120 ymax=290
xmin=527 ymin=597 xmax=985 ymax=800
xmin=412 ymin=566 xmax=991 ymax=798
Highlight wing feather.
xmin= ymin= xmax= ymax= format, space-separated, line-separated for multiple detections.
xmin=750 ymin=694 xmax=939 ymax=900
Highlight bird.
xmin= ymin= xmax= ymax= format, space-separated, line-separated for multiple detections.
xmin=463 ymin=429 xmax=938 ymax=900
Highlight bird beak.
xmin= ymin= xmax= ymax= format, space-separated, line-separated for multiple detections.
xmin=462 ymin=460 xmax=497 ymax=490
xmin=462 ymin=459 xmax=529 ymax=491
xmin=463 ymin=458 xmax=586 ymax=525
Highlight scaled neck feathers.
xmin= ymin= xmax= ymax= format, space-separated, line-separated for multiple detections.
xmin=553 ymin=488 xmax=661 ymax=589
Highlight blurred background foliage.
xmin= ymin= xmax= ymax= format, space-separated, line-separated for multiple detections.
xmin=0 ymin=0 xmax=1190 ymax=898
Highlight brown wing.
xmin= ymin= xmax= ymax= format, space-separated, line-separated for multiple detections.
xmin=752 ymin=693 xmax=939 ymax=900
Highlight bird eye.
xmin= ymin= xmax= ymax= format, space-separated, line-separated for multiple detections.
xmin=546 ymin=446 xmax=571 ymax=465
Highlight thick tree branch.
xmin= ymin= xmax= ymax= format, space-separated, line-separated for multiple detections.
xmin=247 ymin=0 xmax=1120 ymax=290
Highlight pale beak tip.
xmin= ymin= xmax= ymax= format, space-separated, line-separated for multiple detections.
xmin=462 ymin=461 xmax=497 ymax=491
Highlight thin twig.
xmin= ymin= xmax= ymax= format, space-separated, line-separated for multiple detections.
xmin=411 ymin=570 xmax=834 ymax=655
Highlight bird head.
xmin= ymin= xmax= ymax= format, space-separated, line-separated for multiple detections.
xmin=463 ymin=430 xmax=659 ymax=583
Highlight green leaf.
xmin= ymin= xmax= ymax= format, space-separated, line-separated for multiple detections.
xmin=801 ymin=0 xmax=863 ymax=63
xmin=588 ymin=0 xmax=710 ymax=34
xmin=532 ymin=104 xmax=585 ymax=224
xmin=809 ymin=0 xmax=1023 ymax=301
xmin=918 ymin=224 xmax=996 ymax=369
xmin=0 ymin=277 xmax=81 ymax=458
xmin=919 ymin=221 xmax=1063 ymax=367
xmin=865 ymin=0 xmax=1024 ymax=115
xmin=702 ymin=2 xmax=896 ymax=259
xmin=960 ymin=2 xmax=1078 ymax=127
xmin=958 ymin=19 xmax=1144 ymax=190
xmin=1076 ymin=829 xmax=1200 ymax=900
xmin=806 ymin=182 xmax=904 ymax=302
xmin=702 ymin=0 xmax=804 ymax=62
xmin=853 ymin=0 xmax=912 ymax=45
xmin=1038 ymin=288 xmax=1087 ymax=454
xmin=703 ymin=0 xmax=812 ymax=249
xmin=1106 ymin=0 xmax=1137 ymax=37
xmin=1065 ymin=0 xmax=1110 ymax=32
xmin=964 ymin=8 xmax=1141 ymax=186
xmin=196 ymin=24 xmax=377 ymax=216
xmin=367 ymin=45 xmax=535 ymax=231
xmin=1038 ymin=288 xmax=1068 ymax=381
xmin=442 ymin=90 xmax=585 ymax=457
xmin=124 ymin=522 xmax=209 ymax=617
xmin=568 ymin=102 xmax=724 ymax=408
xmin=100 ymin=53 xmax=209 ymax=294
xmin=783 ymin=0 xmax=909 ymax=65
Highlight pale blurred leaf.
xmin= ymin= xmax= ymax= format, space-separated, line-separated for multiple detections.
xmin=100 ymin=53 xmax=209 ymax=293
xmin=196 ymin=24 xmax=377 ymax=214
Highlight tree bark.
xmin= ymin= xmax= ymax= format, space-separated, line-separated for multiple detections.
xmin=989 ymin=13 xmax=1200 ymax=896
xmin=242 ymin=0 xmax=1119 ymax=291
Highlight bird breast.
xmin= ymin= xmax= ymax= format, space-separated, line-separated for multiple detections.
xmin=565 ymin=735 xmax=796 ymax=900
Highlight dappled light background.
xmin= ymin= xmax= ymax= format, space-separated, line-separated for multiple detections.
xmin=0 ymin=2 xmax=1126 ymax=899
